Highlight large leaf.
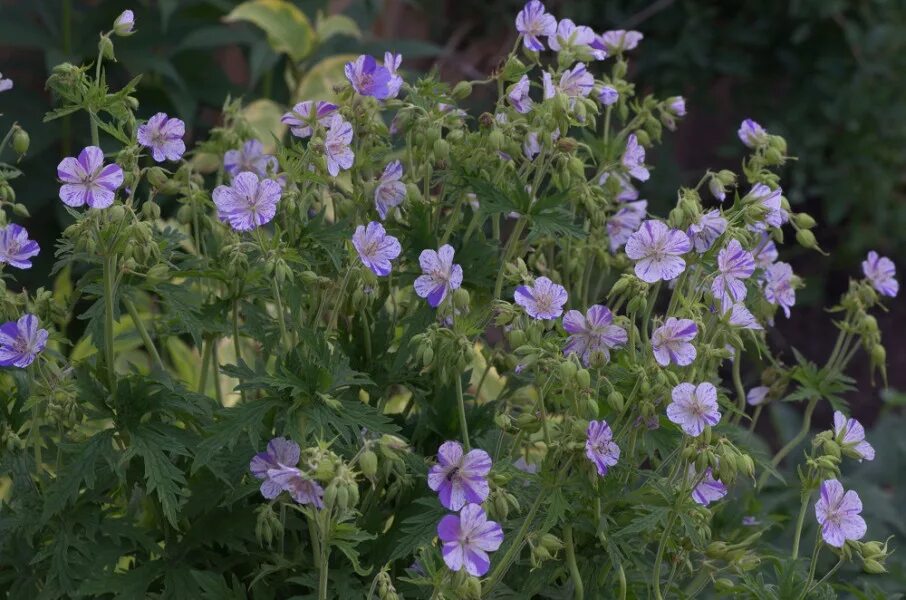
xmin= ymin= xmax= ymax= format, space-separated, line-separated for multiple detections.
xmin=293 ymin=54 xmax=358 ymax=103
xmin=315 ymin=14 xmax=361 ymax=43
xmin=224 ymin=0 xmax=315 ymax=63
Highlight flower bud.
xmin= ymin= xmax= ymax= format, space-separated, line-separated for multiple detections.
xmin=12 ymin=203 xmax=30 ymax=218
xmin=794 ymin=213 xmax=816 ymax=229
xmin=555 ymin=137 xmax=578 ymax=154
xmin=795 ymin=229 xmax=820 ymax=251
xmin=576 ymin=368 xmax=591 ymax=389
xmin=147 ymin=167 xmax=169 ymax=188
xmin=453 ymin=287 xmax=470 ymax=310
xmin=488 ymin=129 xmax=505 ymax=151
xmin=502 ymin=56 xmax=526 ymax=81
xmin=451 ymin=81 xmax=473 ymax=100
xmin=98 ymin=35 xmax=116 ymax=61
xmin=607 ymin=391 xmax=624 ymax=412
xmin=863 ymin=558 xmax=887 ymax=574
xmin=113 ymin=9 xmax=136 ymax=36
xmin=11 ymin=127 xmax=29 ymax=156
xmin=433 ymin=138 xmax=450 ymax=161
xmin=634 ymin=129 xmax=650 ymax=147
xmin=359 ymin=450 xmax=378 ymax=477
xmin=558 ymin=360 xmax=578 ymax=380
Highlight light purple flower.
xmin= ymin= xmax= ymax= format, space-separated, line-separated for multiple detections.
xmin=599 ymin=172 xmax=639 ymax=202
xmin=557 ymin=63 xmax=594 ymax=99
xmin=547 ymin=19 xmax=595 ymax=53
xmin=668 ymin=96 xmax=686 ymax=116
xmin=621 ymin=134 xmax=649 ymax=181
xmin=607 ymin=200 xmax=647 ymax=253
xmin=598 ymin=85 xmax=619 ymax=106
xmin=667 ymin=382 xmax=721 ymax=436
xmin=324 ymin=114 xmax=355 ymax=177
xmin=384 ymin=52 xmax=403 ymax=98
xmin=523 ymin=132 xmax=541 ymax=160
xmin=57 ymin=146 xmax=124 ymax=209
xmin=738 ymin=119 xmax=768 ymax=148
xmin=747 ymin=386 xmax=769 ymax=406
xmin=725 ymin=303 xmax=763 ymax=330
xmin=250 ymin=438 xmax=324 ymax=507
xmin=0 ymin=224 xmax=40 ymax=269
xmin=753 ymin=234 xmax=778 ymax=268
xmin=514 ymin=276 xmax=568 ymax=320
xmin=514 ymin=456 xmax=539 ymax=474
xmin=414 ymin=245 xmax=463 ymax=307
xmin=0 ymin=314 xmax=48 ymax=368
xmin=862 ymin=251 xmax=898 ymax=298
xmin=224 ymin=140 xmax=279 ymax=179
xmin=815 ymin=479 xmax=866 ymax=548
xmin=113 ymin=9 xmax=135 ymax=36
xmin=833 ymin=411 xmax=875 ymax=462
xmin=0 ymin=73 xmax=12 ymax=93
xmin=687 ymin=209 xmax=727 ymax=253
xmin=281 ymin=101 xmax=338 ymax=139
xmin=651 ymin=317 xmax=697 ymax=366
xmin=689 ymin=466 xmax=727 ymax=506
xmin=375 ymin=160 xmax=406 ymax=219
xmin=562 ymin=305 xmax=627 ymax=366
xmin=599 ymin=30 xmax=643 ymax=53
xmin=762 ymin=261 xmax=796 ymax=318
xmin=212 ymin=171 xmax=282 ymax=231
xmin=742 ymin=516 xmax=761 ymax=526
xmin=709 ymin=178 xmax=726 ymax=202
xmin=625 ymin=220 xmax=691 ymax=282
xmin=427 ymin=441 xmax=492 ymax=510
xmin=345 ymin=55 xmax=393 ymax=99
xmin=585 ymin=420 xmax=620 ymax=476
xmin=352 ymin=221 xmax=401 ymax=277
xmin=437 ymin=503 xmax=503 ymax=577
xmin=745 ymin=184 xmax=787 ymax=231
xmin=137 ymin=112 xmax=185 ymax=162
xmin=508 ymin=75 xmax=533 ymax=114
xmin=515 ymin=1 xmax=557 ymax=51
xmin=712 ymin=239 xmax=755 ymax=309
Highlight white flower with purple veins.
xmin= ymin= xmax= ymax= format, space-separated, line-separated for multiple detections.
xmin=514 ymin=276 xmax=568 ymax=320
xmin=547 ymin=18 xmax=596 ymax=53
xmin=344 ymin=55 xmax=393 ymax=99
xmin=0 ymin=314 xmax=48 ymax=368
xmin=745 ymin=184 xmax=787 ymax=230
xmin=213 ymin=172 xmax=281 ymax=231
xmin=651 ymin=317 xmax=697 ymax=366
xmin=0 ymin=224 xmax=40 ymax=269
xmin=428 ymin=441 xmax=492 ymax=510
xmin=414 ymin=245 xmax=463 ymax=307
xmin=833 ymin=411 xmax=875 ymax=461
xmin=224 ymin=140 xmax=279 ymax=179
xmin=437 ymin=503 xmax=503 ymax=577
xmin=625 ymin=220 xmax=692 ymax=283
xmin=598 ymin=85 xmax=619 ymax=106
xmin=607 ymin=200 xmax=647 ymax=253
xmin=112 ymin=9 xmax=135 ymax=36
xmin=747 ymin=386 xmax=769 ymax=406
xmin=668 ymin=96 xmax=686 ymax=116
xmin=507 ymin=75 xmax=533 ymax=113
xmin=57 ymin=146 xmax=124 ymax=209
xmin=738 ymin=118 xmax=768 ymax=148
xmin=599 ymin=29 xmax=644 ymax=53
xmin=753 ymin=233 xmax=778 ymax=268
xmin=667 ymin=382 xmax=721 ymax=437
xmin=725 ymin=303 xmax=763 ymax=330
xmin=384 ymin=52 xmax=403 ymax=98
xmin=515 ymin=0 xmax=557 ymax=51
xmin=862 ymin=251 xmax=898 ymax=297
xmin=621 ymin=134 xmax=649 ymax=181
xmin=250 ymin=438 xmax=324 ymax=507
xmin=137 ymin=112 xmax=186 ymax=162
xmin=687 ymin=209 xmax=727 ymax=253
xmin=0 ymin=72 xmax=12 ymax=93
xmin=689 ymin=466 xmax=727 ymax=506
xmin=523 ymin=131 xmax=541 ymax=160
xmin=815 ymin=479 xmax=866 ymax=548
xmin=281 ymin=101 xmax=337 ymax=139
xmin=585 ymin=420 xmax=620 ymax=476
xmin=562 ymin=305 xmax=628 ymax=366
xmin=352 ymin=221 xmax=401 ymax=277
xmin=712 ymin=239 xmax=755 ymax=309
xmin=374 ymin=161 xmax=406 ymax=219
xmin=324 ymin=114 xmax=355 ymax=177
xmin=547 ymin=63 xmax=594 ymax=101
xmin=762 ymin=261 xmax=796 ymax=317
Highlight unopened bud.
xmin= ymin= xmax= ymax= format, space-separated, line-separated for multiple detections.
xmin=98 ymin=35 xmax=116 ymax=61
xmin=452 ymin=81 xmax=472 ymax=100
xmin=11 ymin=127 xmax=29 ymax=156
xmin=795 ymin=229 xmax=818 ymax=250
xmin=360 ymin=450 xmax=378 ymax=477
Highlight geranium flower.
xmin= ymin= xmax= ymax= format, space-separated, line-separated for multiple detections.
xmin=212 ymin=171 xmax=282 ymax=231
xmin=547 ymin=18 xmax=596 ymax=54
xmin=515 ymin=1 xmax=557 ymax=51
xmin=621 ymin=133 xmax=649 ymax=181
xmin=753 ymin=233 xmax=778 ymax=268
xmin=689 ymin=466 xmax=727 ymax=506
xmin=137 ymin=112 xmax=186 ymax=162
xmin=224 ymin=140 xmax=279 ymax=179
xmin=414 ymin=245 xmax=463 ymax=307
xmin=57 ymin=146 xmax=124 ymax=209
xmin=562 ymin=305 xmax=627 ymax=366
xmin=651 ymin=317 xmax=697 ymax=366
xmin=427 ymin=441 xmax=492 ymax=510
xmin=667 ymin=382 xmax=721 ymax=436
xmin=250 ymin=438 xmax=323 ymax=507
xmin=607 ymin=200 xmax=647 ymax=252
xmin=437 ymin=504 xmax=503 ymax=576
xmin=0 ymin=224 xmax=40 ymax=269
xmin=375 ymin=160 xmax=407 ymax=219
xmin=281 ymin=101 xmax=337 ymax=139
xmin=585 ymin=420 xmax=620 ymax=476
xmin=515 ymin=276 xmax=568 ymax=320
xmin=832 ymin=411 xmax=875 ymax=461
xmin=508 ymin=75 xmax=533 ymax=113
xmin=862 ymin=251 xmax=898 ymax=297
xmin=625 ymin=220 xmax=692 ymax=282
xmin=0 ymin=72 xmax=13 ymax=93
xmin=762 ymin=261 xmax=796 ymax=317
xmin=352 ymin=221 xmax=401 ymax=277
xmin=747 ymin=386 xmax=769 ymax=406
xmin=324 ymin=114 xmax=355 ymax=177
xmin=712 ymin=239 xmax=755 ymax=309
xmin=738 ymin=118 xmax=768 ymax=148
xmin=599 ymin=30 xmax=643 ymax=53
xmin=687 ymin=209 xmax=727 ymax=253
xmin=384 ymin=52 xmax=403 ymax=98
xmin=724 ymin=303 xmax=763 ymax=330
xmin=112 ymin=9 xmax=135 ymax=36
xmin=345 ymin=55 xmax=393 ymax=99
xmin=598 ymin=85 xmax=619 ymax=106
xmin=745 ymin=184 xmax=787 ymax=231
xmin=815 ymin=479 xmax=866 ymax=548
xmin=0 ymin=314 xmax=48 ymax=368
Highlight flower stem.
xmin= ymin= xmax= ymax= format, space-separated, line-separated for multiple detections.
xmin=564 ymin=525 xmax=585 ymax=600
xmin=494 ymin=216 xmax=527 ymax=299
xmin=103 ymin=252 xmax=118 ymax=394
xmin=484 ymin=488 xmax=544 ymax=594
xmin=758 ymin=396 xmax=818 ymax=488
xmin=791 ymin=490 xmax=812 ymax=559
xmin=455 ymin=374 xmax=471 ymax=451
xmin=731 ymin=347 xmax=746 ymax=426
xmin=796 ymin=538 xmax=823 ymax=600
xmin=198 ymin=337 xmax=211 ymax=394
xmin=122 ymin=297 xmax=164 ymax=371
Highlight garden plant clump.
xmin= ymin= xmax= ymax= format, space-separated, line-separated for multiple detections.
xmin=0 ymin=3 xmax=900 ymax=598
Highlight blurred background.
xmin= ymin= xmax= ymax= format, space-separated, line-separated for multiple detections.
xmin=1 ymin=0 xmax=903 ymax=412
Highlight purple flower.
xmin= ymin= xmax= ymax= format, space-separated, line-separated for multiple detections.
xmin=742 ymin=516 xmax=761 ymax=526
xmin=0 ymin=73 xmax=12 ymax=93
xmin=374 ymin=160 xmax=407 ymax=219
xmin=753 ymin=234 xmax=778 ymax=268
xmin=0 ymin=224 xmax=40 ymax=269
xmin=547 ymin=19 xmax=596 ymax=53
xmin=607 ymin=200 xmax=647 ymax=253
xmin=599 ymin=30 xmax=643 ymax=53
xmin=553 ymin=64 xmax=594 ymax=100
xmin=515 ymin=276 xmax=568 ymax=320
xmin=745 ymin=184 xmax=787 ymax=230
xmin=712 ymin=239 xmax=755 ymax=310
xmin=689 ymin=466 xmax=727 ymax=506
xmin=625 ymin=220 xmax=692 ymax=283
xmin=599 ymin=172 xmax=639 ymax=202
xmin=585 ymin=420 xmax=620 ymax=476
xmin=687 ymin=209 xmax=727 ymax=253
xmin=747 ymin=386 xmax=769 ymax=406
xmin=514 ymin=456 xmax=539 ymax=474
xmin=667 ymin=382 xmax=721 ymax=436
xmin=250 ymin=438 xmax=324 ymax=507
xmin=598 ymin=85 xmax=619 ymax=106
xmin=113 ymin=10 xmax=135 ymax=36
xmin=384 ymin=52 xmax=403 ymax=98
xmin=621 ymin=134 xmax=649 ymax=182
xmin=762 ymin=261 xmax=796 ymax=318
xmin=414 ymin=245 xmax=463 ymax=307
xmin=213 ymin=171 xmax=282 ymax=231
xmin=508 ymin=75 xmax=533 ymax=114
xmin=651 ymin=317 xmax=697 ymax=367
xmin=0 ymin=314 xmax=48 ymax=368
xmin=738 ymin=119 xmax=768 ymax=148
xmin=709 ymin=178 xmax=726 ymax=202
xmin=862 ymin=251 xmax=898 ymax=298
xmin=345 ymin=55 xmax=393 ymax=99
xmin=725 ymin=303 xmax=763 ymax=330
xmin=562 ymin=305 xmax=627 ymax=366
xmin=523 ymin=132 xmax=541 ymax=160
xmin=815 ymin=479 xmax=866 ymax=548
xmin=833 ymin=411 xmax=875 ymax=462
xmin=224 ymin=140 xmax=279 ymax=179
xmin=352 ymin=221 xmax=401 ymax=277
xmin=437 ymin=503 xmax=503 ymax=577
xmin=281 ymin=101 xmax=338 ymax=139
xmin=427 ymin=441 xmax=492 ymax=510
xmin=324 ymin=114 xmax=355 ymax=177
xmin=57 ymin=146 xmax=124 ymax=209
xmin=137 ymin=112 xmax=185 ymax=162
xmin=515 ymin=1 xmax=557 ymax=51
xmin=667 ymin=96 xmax=686 ymax=116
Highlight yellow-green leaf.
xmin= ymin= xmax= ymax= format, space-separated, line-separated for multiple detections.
xmin=242 ymin=99 xmax=287 ymax=152
xmin=315 ymin=13 xmax=361 ymax=43
xmin=293 ymin=54 xmax=357 ymax=103
xmin=224 ymin=0 xmax=315 ymax=63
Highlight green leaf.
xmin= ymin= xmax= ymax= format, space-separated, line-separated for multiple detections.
xmin=315 ymin=14 xmax=361 ymax=43
xmin=224 ymin=0 xmax=315 ymax=63
xmin=42 ymin=429 xmax=116 ymax=520
xmin=124 ymin=424 xmax=190 ymax=528
xmin=293 ymin=54 xmax=358 ymax=103
xmin=330 ymin=521 xmax=376 ymax=576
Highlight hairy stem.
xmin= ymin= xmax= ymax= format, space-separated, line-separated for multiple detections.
xmin=455 ymin=374 xmax=471 ymax=451
xmin=564 ymin=525 xmax=585 ymax=600
xmin=791 ymin=490 xmax=812 ymax=559
xmin=123 ymin=297 xmax=164 ymax=371
xmin=103 ymin=253 xmax=118 ymax=394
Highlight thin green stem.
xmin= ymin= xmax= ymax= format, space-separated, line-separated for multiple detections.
xmin=797 ymin=538 xmax=822 ymax=600
xmin=484 ymin=486 xmax=545 ymax=594
xmin=791 ymin=490 xmax=812 ymax=559
xmin=731 ymin=347 xmax=746 ymax=426
xmin=103 ymin=253 xmax=117 ymax=394
xmin=318 ymin=510 xmax=331 ymax=600
xmin=122 ymin=297 xmax=164 ymax=371
xmin=455 ymin=374 xmax=471 ymax=451
xmin=494 ymin=217 xmax=527 ymax=299
xmin=232 ymin=299 xmax=246 ymax=403
xmin=564 ymin=525 xmax=585 ymax=600
xmin=198 ymin=337 xmax=212 ymax=394
xmin=758 ymin=397 xmax=818 ymax=488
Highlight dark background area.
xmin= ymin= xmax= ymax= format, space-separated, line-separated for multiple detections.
xmin=1 ymin=0 xmax=904 ymax=421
